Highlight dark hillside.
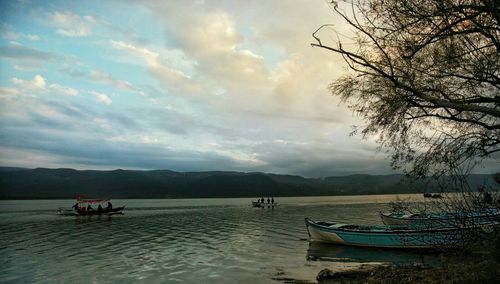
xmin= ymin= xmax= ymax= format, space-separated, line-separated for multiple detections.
xmin=0 ymin=167 xmax=496 ymax=199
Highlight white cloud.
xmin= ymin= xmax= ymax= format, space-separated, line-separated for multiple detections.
xmin=88 ymin=70 xmax=135 ymax=91
xmin=0 ymin=87 xmax=19 ymax=97
xmin=9 ymin=75 xmax=81 ymax=97
xmin=49 ymin=84 xmax=79 ymax=96
xmin=11 ymin=74 xmax=46 ymax=91
xmin=49 ymin=11 xmax=93 ymax=37
xmin=89 ymin=91 xmax=112 ymax=105
xmin=110 ymin=40 xmax=201 ymax=96
xmin=1 ymin=24 xmax=40 ymax=41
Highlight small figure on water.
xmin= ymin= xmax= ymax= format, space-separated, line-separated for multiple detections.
xmin=72 ymin=202 xmax=79 ymax=210
xmin=261 ymin=197 xmax=264 ymax=203
xmin=271 ymin=197 xmax=274 ymax=205
xmin=87 ymin=204 xmax=93 ymax=211
xmin=97 ymin=204 xmax=103 ymax=213
xmin=107 ymin=201 xmax=113 ymax=210
xmin=267 ymin=197 xmax=270 ymax=204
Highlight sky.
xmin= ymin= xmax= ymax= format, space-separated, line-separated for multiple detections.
xmin=0 ymin=0 xmax=406 ymax=177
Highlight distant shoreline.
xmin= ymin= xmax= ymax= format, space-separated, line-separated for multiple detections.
xmin=1 ymin=167 xmax=495 ymax=200
xmin=0 ymin=192 xmax=428 ymax=201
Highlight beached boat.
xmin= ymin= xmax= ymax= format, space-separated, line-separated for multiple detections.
xmin=379 ymin=208 xmax=500 ymax=227
xmin=58 ymin=197 xmax=125 ymax=216
xmin=305 ymin=218 xmax=495 ymax=249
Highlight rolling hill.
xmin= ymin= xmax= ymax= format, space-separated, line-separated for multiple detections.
xmin=0 ymin=167 xmax=496 ymax=199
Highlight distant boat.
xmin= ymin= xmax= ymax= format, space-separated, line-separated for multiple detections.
xmin=305 ymin=218 xmax=496 ymax=249
xmin=58 ymin=197 xmax=125 ymax=216
xmin=252 ymin=201 xmax=264 ymax=208
xmin=423 ymin=193 xmax=442 ymax=198
xmin=379 ymin=209 xmax=500 ymax=227
xmin=251 ymin=201 xmax=277 ymax=208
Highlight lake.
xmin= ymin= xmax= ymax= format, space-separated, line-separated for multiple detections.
xmin=0 ymin=194 xmax=439 ymax=283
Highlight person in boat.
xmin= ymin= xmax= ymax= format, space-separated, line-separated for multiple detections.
xmin=97 ymin=204 xmax=103 ymax=213
xmin=87 ymin=204 xmax=93 ymax=211
xmin=72 ymin=202 xmax=79 ymax=210
xmin=106 ymin=201 xmax=113 ymax=210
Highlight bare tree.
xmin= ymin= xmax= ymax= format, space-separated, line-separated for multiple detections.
xmin=312 ymin=0 xmax=499 ymax=182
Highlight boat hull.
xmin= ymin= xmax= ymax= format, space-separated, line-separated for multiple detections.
xmin=305 ymin=218 xmax=490 ymax=249
xmin=251 ymin=201 xmax=276 ymax=208
xmin=380 ymin=209 xmax=500 ymax=227
xmin=76 ymin=206 xmax=125 ymax=216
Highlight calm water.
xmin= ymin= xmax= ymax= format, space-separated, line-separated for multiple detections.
xmin=0 ymin=194 xmax=437 ymax=283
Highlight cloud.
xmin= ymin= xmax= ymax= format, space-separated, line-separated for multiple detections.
xmin=49 ymin=84 xmax=79 ymax=96
xmin=87 ymin=70 xmax=135 ymax=91
xmin=1 ymin=24 xmax=40 ymax=41
xmin=0 ymin=44 xmax=55 ymax=62
xmin=11 ymin=74 xmax=46 ymax=91
xmin=0 ymin=87 xmax=19 ymax=97
xmin=8 ymin=75 xmax=79 ymax=97
xmin=49 ymin=11 xmax=93 ymax=37
xmin=89 ymin=91 xmax=112 ymax=105
xmin=109 ymin=40 xmax=202 ymax=96
xmin=61 ymin=66 xmax=144 ymax=94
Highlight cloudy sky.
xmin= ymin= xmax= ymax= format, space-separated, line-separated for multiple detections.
xmin=0 ymin=0 xmax=399 ymax=177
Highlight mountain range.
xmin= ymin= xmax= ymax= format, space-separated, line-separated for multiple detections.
xmin=0 ymin=167 xmax=497 ymax=199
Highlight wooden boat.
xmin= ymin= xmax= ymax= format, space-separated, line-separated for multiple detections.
xmin=305 ymin=218 xmax=495 ymax=249
xmin=423 ymin=193 xmax=443 ymax=198
xmin=252 ymin=201 xmax=264 ymax=208
xmin=59 ymin=197 xmax=125 ymax=216
xmin=379 ymin=208 xmax=500 ymax=227
xmin=58 ymin=207 xmax=79 ymax=216
xmin=76 ymin=206 xmax=125 ymax=216
xmin=251 ymin=201 xmax=277 ymax=208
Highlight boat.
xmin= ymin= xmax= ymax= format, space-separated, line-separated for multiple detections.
xmin=251 ymin=201 xmax=277 ymax=208
xmin=252 ymin=201 xmax=264 ymax=208
xmin=305 ymin=218 xmax=495 ymax=249
xmin=76 ymin=205 xmax=125 ymax=216
xmin=379 ymin=208 xmax=500 ymax=227
xmin=423 ymin=193 xmax=443 ymax=198
xmin=57 ymin=207 xmax=79 ymax=216
xmin=58 ymin=197 xmax=125 ymax=216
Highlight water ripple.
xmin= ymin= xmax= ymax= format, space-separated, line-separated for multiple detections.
xmin=1 ymin=195 xmax=437 ymax=283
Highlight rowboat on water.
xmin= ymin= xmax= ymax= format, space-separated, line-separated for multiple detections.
xmin=251 ymin=201 xmax=277 ymax=208
xmin=58 ymin=197 xmax=125 ymax=216
xmin=305 ymin=218 xmax=496 ymax=249
xmin=379 ymin=208 xmax=500 ymax=227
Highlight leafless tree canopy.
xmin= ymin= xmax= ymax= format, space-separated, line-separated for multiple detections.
xmin=313 ymin=0 xmax=500 ymax=178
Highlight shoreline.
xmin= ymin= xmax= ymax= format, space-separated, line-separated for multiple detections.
xmin=312 ymin=240 xmax=500 ymax=283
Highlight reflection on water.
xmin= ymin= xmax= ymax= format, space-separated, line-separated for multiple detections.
xmin=0 ymin=194 xmax=438 ymax=283
xmin=306 ymin=241 xmax=440 ymax=266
